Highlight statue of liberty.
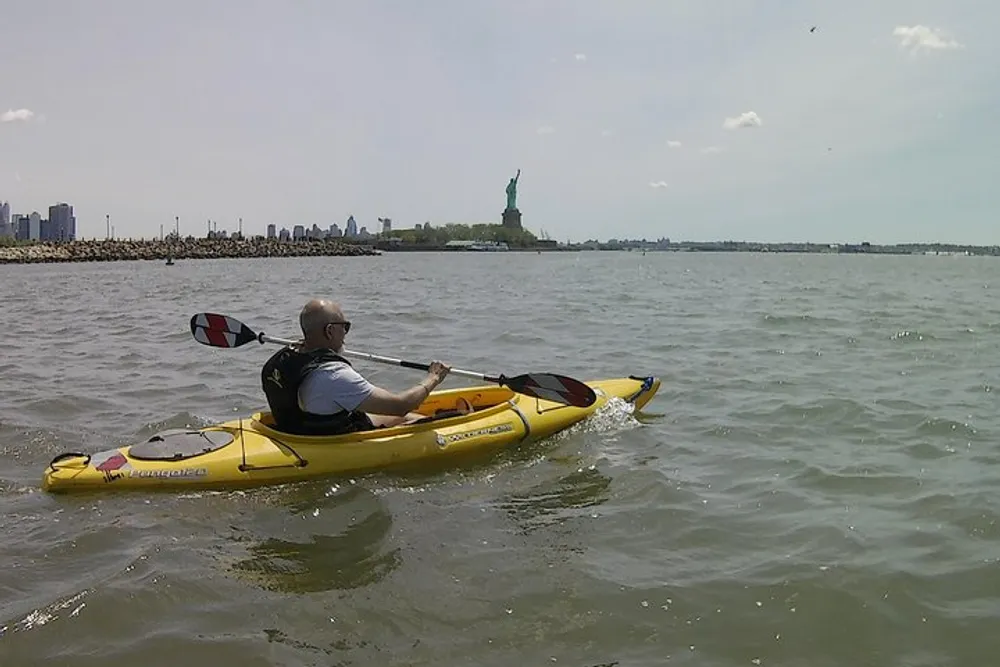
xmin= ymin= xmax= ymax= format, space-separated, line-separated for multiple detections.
xmin=505 ymin=169 xmax=521 ymax=211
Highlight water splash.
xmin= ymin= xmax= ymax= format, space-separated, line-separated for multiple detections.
xmin=547 ymin=396 xmax=642 ymax=443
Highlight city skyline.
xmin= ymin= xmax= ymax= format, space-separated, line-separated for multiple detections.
xmin=0 ymin=199 xmax=76 ymax=241
xmin=0 ymin=197 xmax=491 ymax=242
xmin=1 ymin=1 xmax=995 ymax=244
xmin=0 ymin=197 xmax=388 ymax=241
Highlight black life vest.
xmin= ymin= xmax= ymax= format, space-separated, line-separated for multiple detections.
xmin=260 ymin=346 xmax=376 ymax=436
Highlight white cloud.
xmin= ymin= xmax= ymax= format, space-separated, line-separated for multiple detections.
xmin=1 ymin=108 xmax=34 ymax=122
xmin=722 ymin=111 xmax=762 ymax=130
xmin=667 ymin=140 xmax=682 ymax=148
xmin=649 ymin=181 xmax=669 ymax=189
xmin=536 ymin=125 xmax=554 ymax=135
xmin=893 ymin=25 xmax=963 ymax=52
xmin=701 ymin=146 xmax=724 ymax=154
xmin=601 ymin=129 xmax=614 ymax=137
xmin=575 ymin=53 xmax=587 ymax=62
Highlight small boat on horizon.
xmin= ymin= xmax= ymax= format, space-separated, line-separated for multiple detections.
xmin=468 ymin=241 xmax=509 ymax=252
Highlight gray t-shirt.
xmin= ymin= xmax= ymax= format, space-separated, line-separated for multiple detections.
xmin=297 ymin=361 xmax=376 ymax=415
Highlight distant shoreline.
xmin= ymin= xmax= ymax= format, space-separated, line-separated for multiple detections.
xmin=376 ymin=241 xmax=1000 ymax=255
xmin=2 ymin=237 xmax=997 ymax=265
xmin=636 ymin=241 xmax=1000 ymax=255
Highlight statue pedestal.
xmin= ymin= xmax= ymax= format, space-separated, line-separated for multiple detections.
xmin=502 ymin=208 xmax=522 ymax=229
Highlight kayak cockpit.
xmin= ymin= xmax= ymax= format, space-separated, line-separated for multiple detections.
xmin=249 ymin=385 xmax=519 ymax=439
xmin=413 ymin=385 xmax=515 ymax=417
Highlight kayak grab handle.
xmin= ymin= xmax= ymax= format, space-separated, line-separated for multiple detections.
xmin=47 ymin=452 xmax=91 ymax=471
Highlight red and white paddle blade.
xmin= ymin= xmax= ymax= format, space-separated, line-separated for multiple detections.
xmin=506 ymin=373 xmax=597 ymax=408
xmin=189 ymin=313 xmax=258 ymax=348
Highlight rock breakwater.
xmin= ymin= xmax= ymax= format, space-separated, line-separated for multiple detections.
xmin=0 ymin=238 xmax=380 ymax=264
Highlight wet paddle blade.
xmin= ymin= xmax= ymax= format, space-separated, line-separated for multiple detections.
xmin=190 ymin=313 xmax=259 ymax=348
xmin=503 ymin=373 xmax=597 ymax=408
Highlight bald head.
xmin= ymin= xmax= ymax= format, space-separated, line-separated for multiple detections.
xmin=299 ymin=298 xmax=344 ymax=338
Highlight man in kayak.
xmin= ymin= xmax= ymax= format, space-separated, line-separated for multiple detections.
xmin=261 ymin=298 xmax=451 ymax=435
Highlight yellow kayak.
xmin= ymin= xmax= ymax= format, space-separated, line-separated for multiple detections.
xmin=42 ymin=375 xmax=660 ymax=493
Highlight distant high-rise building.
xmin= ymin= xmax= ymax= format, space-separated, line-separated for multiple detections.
xmin=279 ymin=228 xmax=291 ymax=242
xmin=328 ymin=224 xmax=342 ymax=237
xmin=13 ymin=214 xmax=28 ymax=240
xmin=266 ymin=223 xmax=276 ymax=239
xmin=28 ymin=211 xmax=41 ymax=240
xmin=292 ymin=225 xmax=305 ymax=240
xmin=48 ymin=203 xmax=75 ymax=241
xmin=379 ymin=217 xmax=392 ymax=235
xmin=0 ymin=201 xmax=10 ymax=238
xmin=345 ymin=215 xmax=358 ymax=237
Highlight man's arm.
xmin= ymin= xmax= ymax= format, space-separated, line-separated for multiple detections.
xmin=357 ymin=381 xmax=437 ymax=416
xmin=356 ymin=361 xmax=451 ymax=416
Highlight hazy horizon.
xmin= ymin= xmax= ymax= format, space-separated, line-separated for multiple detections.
xmin=1 ymin=1 xmax=994 ymax=244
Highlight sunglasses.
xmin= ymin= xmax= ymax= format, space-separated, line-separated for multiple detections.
xmin=327 ymin=320 xmax=351 ymax=334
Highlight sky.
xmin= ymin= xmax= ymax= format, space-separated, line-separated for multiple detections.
xmin=0 ymin=0 xmax=995 ymax=244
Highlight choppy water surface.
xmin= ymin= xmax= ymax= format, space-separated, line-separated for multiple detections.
xmin=1 ymin=251 xmax=998 ymax=666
